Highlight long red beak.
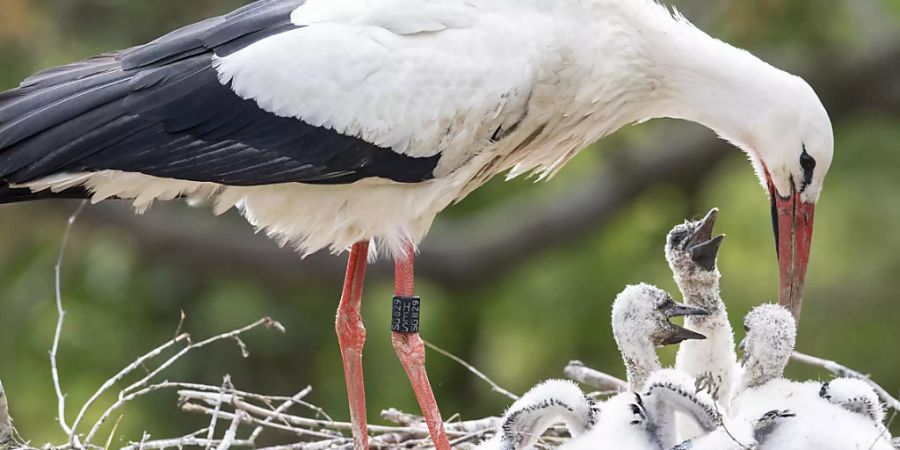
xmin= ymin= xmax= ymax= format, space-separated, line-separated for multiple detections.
xmin=767 ymin=175 xmax=815 ymax=319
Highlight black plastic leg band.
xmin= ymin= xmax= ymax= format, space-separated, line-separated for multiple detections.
xmin=391 ymin=296 xmax=420 ymax=334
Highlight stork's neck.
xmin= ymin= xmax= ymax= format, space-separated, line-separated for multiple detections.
xmin=617 ymin=335 xmax=661 ymax=391
xmin=629 ymin=4 xmax=794 ymax=154
xmin=738 ymin=356 xmax=785 ymax=392
xmin=673 ymin=268 xmax=722 ymax=319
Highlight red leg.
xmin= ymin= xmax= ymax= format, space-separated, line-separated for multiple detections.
xmin=336 ymin=241 xmax=370 ymax=450
xmin=392 ymin=243 xmax=451 ymax=450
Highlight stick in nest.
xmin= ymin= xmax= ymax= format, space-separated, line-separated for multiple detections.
xmin=0 ymin=379 xmax=14 ymax=447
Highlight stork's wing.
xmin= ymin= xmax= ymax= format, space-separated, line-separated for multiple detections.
xmin=0 ymin=0 xmax=534 ymax=194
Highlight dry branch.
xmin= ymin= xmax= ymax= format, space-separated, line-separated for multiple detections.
xmin=0 ymin=380 xmax=13 ymax=447
xmin=81 ymin=317 xmax=284 ymax=447
xmin=53 ymin=201 xmax=87 ymax=443
xmin=564 ymin=360 xmax=628 ymax=393
xmin=425 ymin=341 xmax=519 ymax=401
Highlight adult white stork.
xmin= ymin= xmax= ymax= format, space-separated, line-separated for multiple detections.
xmin=0 ymin=0 xmax=834 ymax=448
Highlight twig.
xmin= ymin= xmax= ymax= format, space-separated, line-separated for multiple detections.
xmin=447 ymin=428 xmax=493 ymax=448
xmin=161 ymin=382 xmax=306 ymax=404
xmin=181 ymin=403 xmax=343 ymax=441
xmin=0 ymin=379 xmax=12 ymax=447
xmin=248 ymin=387 xmax=314 ymax=442
xmin=424 ymin=341 xmax=519 ymax=400
xmin=53 ymin=200 xmax=86 ymax=442
xmin=84 ymin=382 xmax=187 ymax=446
xmin=123 ymin=436 xmax=254 ymax=450
xmin=380 ymin=408 xmax=422 ymax=427
xmin=791 ymin=352 xmax=900 ymax=412
xmin=120 ymin=317 xmax=283 ymax=399
xmin=378 ymin=409 xmax=499 ymax=434
xmin=563 ymin=361 xmax=628 ymax=393
xmin=254 ymin=440 xmax=347 ymax=450
xmin=82 ymin=318 xmax=282 ymax=447
xmin=103 ymin=415 xmax=124 ymax=450
xmin=870 ymin=409 xmax=897 ymax=450
xmin=206 ymin=376 xmax=232 ymax=450
xmin=70 ymin=332 xmax=190 ymax=440
xmin=215 ymin=410 xmax=244 ymax=450
xmin=181 ymin=391 xmax=503 ymax=442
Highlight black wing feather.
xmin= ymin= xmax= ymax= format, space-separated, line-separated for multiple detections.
xmin=0 ymin=0 xmax=440 ymax=203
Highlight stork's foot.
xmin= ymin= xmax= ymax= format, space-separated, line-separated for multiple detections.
xmin=336 ymin=242 xmax=371 ymax=450
xmin=666 ymin=208 xmax=725 ymax=273
xmin=392 ymin=331 xmax=451 ymax=450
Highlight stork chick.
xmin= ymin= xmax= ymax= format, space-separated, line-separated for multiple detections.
xmin=818 ymin=378 xmax=887 ymax=430
xmin=667 ymin=208 xmax=737 ymax=404
xmin=479 ymin=284 xmax=708 ymax=449
xmin=643 ymin=369 xmax=796 ymax=450
xmin=475 ymin=379 xmax=597 ymax=450
xmin=561 ymin=369 xmax=726 ymax=450
xmin=612 ymin=284 xmax=709 ymax=391
xmin=559 ymin=284 xmax=708 ymax=449
xmin=729 ymin=305 xmax=895 ymax=450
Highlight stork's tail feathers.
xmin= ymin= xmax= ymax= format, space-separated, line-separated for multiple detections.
xmin=0 ymin=53 xmax=130 ymax=203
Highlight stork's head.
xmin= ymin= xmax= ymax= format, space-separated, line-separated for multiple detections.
xmin=744 ymin=76 xmax=834 ymax=318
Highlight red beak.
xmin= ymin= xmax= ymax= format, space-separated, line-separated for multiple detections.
xmin=767 ymin=174 xmax=815 ymax=319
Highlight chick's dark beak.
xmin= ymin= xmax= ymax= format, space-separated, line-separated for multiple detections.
xmin=691 ymin=235 xmax=725 ymax=271
xmin=685 ymin=208 xmax=719 ymax=248
xmin=685 ymin=208 xmax=726 ymax=271
xmin=665 ymin=303 xmax=710 ymax=319
xmin=661 ymin=302 xmax=709 ymax=345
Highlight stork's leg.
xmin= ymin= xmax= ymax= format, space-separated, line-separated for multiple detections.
xmin=335 ymin=241 xmax=370 ymax=450
xmin=391 ymin=243 xmax=451 ymax=450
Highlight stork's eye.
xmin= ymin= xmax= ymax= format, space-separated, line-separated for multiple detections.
xmin=799 ymin=145 xmax=816 ymax=190
xmin=800 ymin=148 xmax=816 ymax=171
xmin=744 ymin=324 xmax=750 ymax=332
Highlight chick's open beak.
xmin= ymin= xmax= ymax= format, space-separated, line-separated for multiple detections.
xmin=685 ymin=208 xmax=726 ymax=271
xmin=661 ymin=302 xmax=709 ymax=345
xmin=685 ymin=208 xmax=719 ymax=248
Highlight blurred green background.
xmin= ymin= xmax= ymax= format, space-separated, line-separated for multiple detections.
xmin=0 ymin=0 xmax=898 ymax=446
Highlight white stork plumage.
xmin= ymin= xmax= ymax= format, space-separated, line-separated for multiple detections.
xmin=0 ymin=0 xmax=834 ymax=448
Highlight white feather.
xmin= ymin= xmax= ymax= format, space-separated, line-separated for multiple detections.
xmin=20 ymin=0 xmax=833 ymax=259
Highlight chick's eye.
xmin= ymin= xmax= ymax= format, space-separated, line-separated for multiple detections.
xmin=744 ymin=324 xmax=751 ymax=332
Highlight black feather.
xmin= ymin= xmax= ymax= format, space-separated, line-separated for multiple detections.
xmin=0 ymin=0 xmax=440 ymax=205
